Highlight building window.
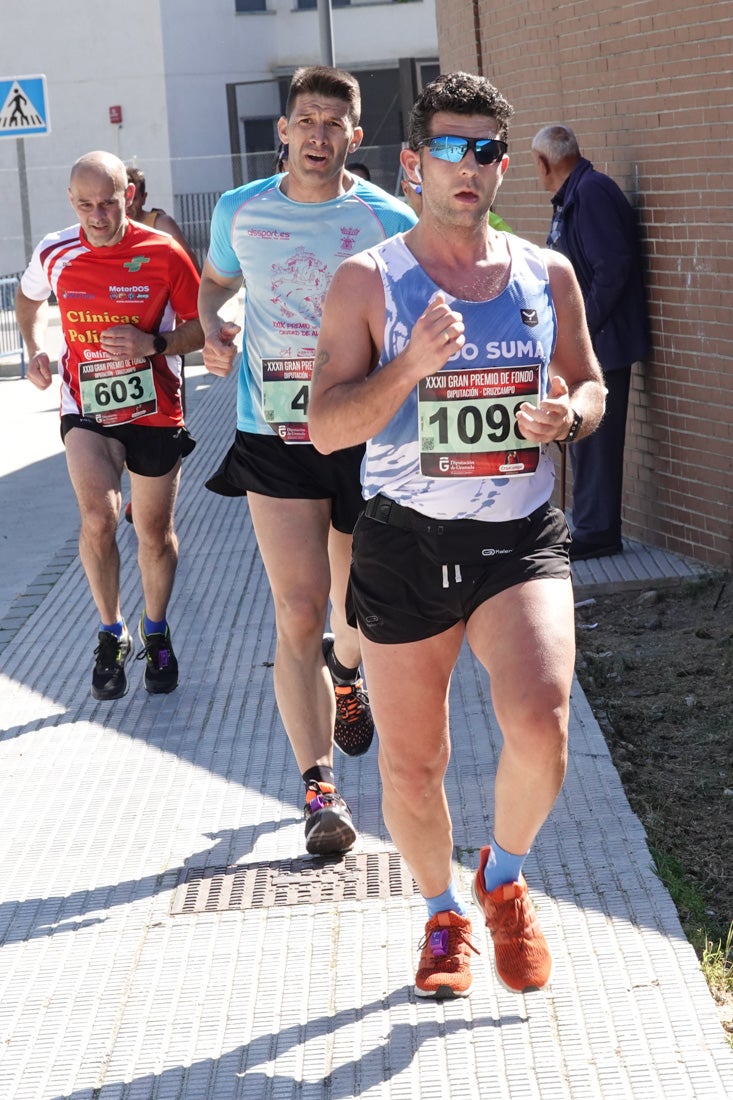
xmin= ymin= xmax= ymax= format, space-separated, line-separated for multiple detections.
xmin=235 ymin=0 xmax=266 ymax=11
xmin=243 ymin=117 xmax=279 ymax=153
xmin=296 ymin=0 xmax=350 ymax=9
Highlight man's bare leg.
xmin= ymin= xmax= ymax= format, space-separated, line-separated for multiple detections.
xmin=466 ymin=577 xmax=575 ymax=858
xmin=247 ymin=493 xmax=336 ymax=774
xmin=359 ymin=624 xmax=465 ymax=897
xmin=465 ymin=576 xmax=575 ymax=994
xmin=247 ymin=493 xmax=358 ymax=853
xmin=65 ymin=428 xmax=133 ymax=699
xmin=327 ymin=525 xmax=361 ymax=669
xmin=129 ymin=462 xmax=181 ymax=623
xmin=64 ymin=428 xmax=126 ymax=624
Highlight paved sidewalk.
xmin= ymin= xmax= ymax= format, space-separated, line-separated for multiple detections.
xmin=1 ymin=367 xmax=731 ymax=1100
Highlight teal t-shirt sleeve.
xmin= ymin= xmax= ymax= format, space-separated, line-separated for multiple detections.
xmin=376 ymin=195 xmax=418 ymax=236
xmin=353 ymin=179 xmax=417 ymax=235
xmin=207 ymin=191 xmax=241 ymax=277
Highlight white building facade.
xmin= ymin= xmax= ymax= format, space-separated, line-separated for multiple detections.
xmin=0 ymin=0 xmax=438 ymax=274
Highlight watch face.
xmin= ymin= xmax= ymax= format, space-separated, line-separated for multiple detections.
xmin=154 ymin=335 xmax=167 ymax=354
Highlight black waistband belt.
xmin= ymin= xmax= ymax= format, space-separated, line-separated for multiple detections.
xmin=363 ymin=493 xmax=547 ymax=535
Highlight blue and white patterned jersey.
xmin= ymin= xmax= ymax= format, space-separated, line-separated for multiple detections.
xmin=207 ymin=175 xmax=416 ymax=439
xmin=362 ymin=234 xmax=559 ymax=521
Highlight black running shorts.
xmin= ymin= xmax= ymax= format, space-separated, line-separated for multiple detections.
xmin=348 ymin=496 xmax=571 ymax=643
xmin=205 ymin=430 xmax=365 ymax=535
xmin=61 ymin=414 xmax=195 ymax=477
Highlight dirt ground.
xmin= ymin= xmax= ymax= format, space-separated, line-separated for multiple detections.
xmin=573 ymin=572 xmax=732 ymax=1036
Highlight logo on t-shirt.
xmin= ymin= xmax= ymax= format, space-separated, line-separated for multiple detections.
xmin=340 ymin=226 xmax=361 ymax=252
xmin=109 ymin=283 xmax=150 ymax=302
xmin=520 ymin=308 xmax=538 ymax=327
xmin=124 ymin=256 xmax=151 ymax=273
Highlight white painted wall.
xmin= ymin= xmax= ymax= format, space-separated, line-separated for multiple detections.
xmin=0 ymin=2 xmax=173 ymax=273
xmin=161 ymin=0 xmax=439 ymax=194
xmin=0 ymin=0 xmax=437 ymax=274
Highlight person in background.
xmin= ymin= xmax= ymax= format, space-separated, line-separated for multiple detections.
xmin=126 ymin=166 xmax=201 ymax=273
xmin=17 ymin=151 xmax=203 ymax=700
xmin=531 ymin=124 xmax=648 ymax=560
xmin=198 ymin=66 xmax=416 ymax=857
xmin=348 ymin=161 xmax=371 ymax=181
xmin=309 ymin=71 xmax=605 ymax=998
xmin=123 ymin=165 xmax=201 ymax=523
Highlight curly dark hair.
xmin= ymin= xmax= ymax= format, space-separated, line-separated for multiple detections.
xmin=407 ymin=71 xmax=514 ymax=150
xmin=285 ymin=66 xmax=361 ymax=128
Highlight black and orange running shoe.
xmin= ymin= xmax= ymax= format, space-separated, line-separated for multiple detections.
xmin=322 ymin=634 xmax=375 ymax=757
xmin=303 ymin=780 xmax=357 ymax=855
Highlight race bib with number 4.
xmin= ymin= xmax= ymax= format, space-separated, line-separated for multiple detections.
xmin=78 ymin=358 xmax=157 ymax=427
xmin=262 ymin=358 xmax=313 ymax=443
xmin=418 ymin=364 xmax=541 ymax=477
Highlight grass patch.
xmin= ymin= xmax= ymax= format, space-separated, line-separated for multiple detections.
xmin=651 ymin=847 xmax=733 ymax=1046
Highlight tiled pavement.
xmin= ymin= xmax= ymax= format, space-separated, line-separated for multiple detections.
xmin=1 ymin=365 xmax=731 ymax=1099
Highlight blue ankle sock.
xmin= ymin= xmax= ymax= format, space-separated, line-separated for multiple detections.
xmin=100 ymin=619 xmax=125 ymax=639
xmin=425 ymin=880 xmax=467 ymax=919
xmin=143 ymin=614 xmax=167 ymax=636
xmin=483 ymin=840 xmax=528 ymax=893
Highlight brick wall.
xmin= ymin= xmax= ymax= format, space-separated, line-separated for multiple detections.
xmin=435 ymin=0 xmax=733 ymax=569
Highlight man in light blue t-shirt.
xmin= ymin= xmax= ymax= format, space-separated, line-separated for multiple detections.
xmin=198 ymin=65 xmax=415 ymax=857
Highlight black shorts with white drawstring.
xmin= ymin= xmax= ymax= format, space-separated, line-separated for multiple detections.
xmin=347 ymin=495 xmax=571 ymax=644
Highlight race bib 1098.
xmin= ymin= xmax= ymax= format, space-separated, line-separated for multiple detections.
xmin=418 ymin=364 xmax=541 ymax=477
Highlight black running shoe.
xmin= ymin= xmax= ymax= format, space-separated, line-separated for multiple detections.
xmin=136 ymin=616 xmax=179 ymax=694
xmin=303 ymin=781 xmax=357 ymax=855
xmin=91 ymin=628 xmax=134 ymax=700
xmin=322 ymin=634 xmax=375 ymax=757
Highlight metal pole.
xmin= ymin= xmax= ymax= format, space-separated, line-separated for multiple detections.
xmin=16 ymin=137 xmax=33 ymax=265
xmin=318 ymin=0 xmax=335 ymax=66
xmin=225 ymin=83 xmax=244 ymax=188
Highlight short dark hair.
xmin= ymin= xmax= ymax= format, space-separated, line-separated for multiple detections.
xmin=285 ymin=65 xmax=361 ymax=127
xmin=407 ymin=71 xmax=514 ymax=150
xmin=126 ymin=166 xmax=146 ymax=194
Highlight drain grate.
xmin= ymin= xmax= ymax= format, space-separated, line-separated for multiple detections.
xmin=170 ymin=851 xmax=419 ymax=914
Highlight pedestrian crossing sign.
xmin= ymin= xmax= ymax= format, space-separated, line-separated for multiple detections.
xmin=0 ymin=75 xmax=50 ymax=137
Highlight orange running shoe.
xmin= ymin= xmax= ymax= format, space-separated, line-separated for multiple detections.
xmin=472 ymin=846 xmax=552 ymax=994
xmin=414 ymin=911 xmax=479 ymax=999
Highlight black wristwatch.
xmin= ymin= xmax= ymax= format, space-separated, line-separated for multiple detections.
xmin=559 ymin=407 xmax=583 ymax=443
xmin=152 ymin=332 xmax=168 ymax=355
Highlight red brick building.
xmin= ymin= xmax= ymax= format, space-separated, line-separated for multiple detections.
xmin=435 ymin=0 xmax=733 ymax=568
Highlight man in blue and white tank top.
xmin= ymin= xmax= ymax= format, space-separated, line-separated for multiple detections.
xmin=310 ymin=72 xmax=606 ymax=999
xmin=198 ymin=66 xmax=416 ymax=859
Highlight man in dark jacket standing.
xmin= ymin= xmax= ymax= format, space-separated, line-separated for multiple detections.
xmin=532 ymin=125 xmax=648 ymax=559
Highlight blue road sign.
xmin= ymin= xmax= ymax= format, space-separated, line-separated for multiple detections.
xmin=0 ymin=75 xmax=50 ymax=137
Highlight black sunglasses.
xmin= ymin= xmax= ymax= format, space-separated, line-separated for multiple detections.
xmin=419 ymin=135 xmax=508 ymax=166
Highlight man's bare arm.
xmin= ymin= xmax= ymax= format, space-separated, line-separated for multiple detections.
xmin=516 ymin=251 xmax=606 ymax=444
xmin=309 ymin=259 xmax=465 ymax=454
xmin=16 ymin=287 xmax=53 ymax=389
xmin=198 ymin=260 xmax=243 ymax=377
xmin=98 ymin=317 xmax=204 ymax=360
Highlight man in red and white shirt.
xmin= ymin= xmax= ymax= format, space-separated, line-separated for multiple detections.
xmin=17 ymin=150 xmax=203 ymax=700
